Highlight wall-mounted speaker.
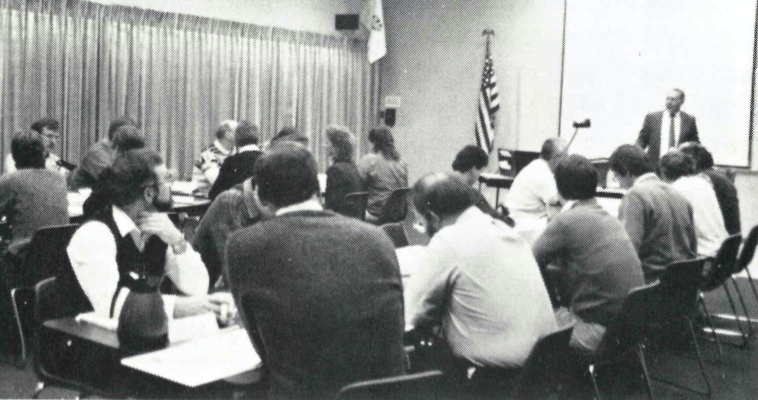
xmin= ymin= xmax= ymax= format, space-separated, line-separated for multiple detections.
xmin=335 ymin=14 xmax=359 ymax=30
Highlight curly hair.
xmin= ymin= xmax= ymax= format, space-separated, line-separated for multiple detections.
xmin=325 ymin=126 xmax=356 ymax=163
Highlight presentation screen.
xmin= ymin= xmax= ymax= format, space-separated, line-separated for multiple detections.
xmin=560 ymin=1 xmax=757 ymax=167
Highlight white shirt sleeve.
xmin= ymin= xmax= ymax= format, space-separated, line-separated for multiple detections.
xmin=4 ymin=154 xmax=16 ymax=174
xmin=404 ymin=234 xmax=458 ymax=329
xmin=164 ymin=242 xmax=210 ymax=296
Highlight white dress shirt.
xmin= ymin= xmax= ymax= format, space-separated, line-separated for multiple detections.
xmin=671 ymin=175 xmax=728 ymax=257
xmin=660 ymin=111 xmax=682 ymax=159
xmin=505 ymin=158 xmax=559 ymax=222
xmin=405 ymin=207 xmax=557 ymax=367
xmin=67 ymin=206 xmax=209 ymax=320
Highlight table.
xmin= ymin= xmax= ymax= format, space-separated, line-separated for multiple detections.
xmin=41 ymin=317 xmax=262 ymax=398
xmin=478 ymin=172 xmax=626 ymax=206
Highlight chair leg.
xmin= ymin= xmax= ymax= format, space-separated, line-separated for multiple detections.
xmin=722 ymin=284 xmax=750 ymax=348
xmin=744 ymin=268 xmax=758 ymax=306
xmin=688 ymin=319 xmax=713 ymax=397
xmin=31 ymin=382 xmax=45 ymax=399
xmin=729 ymin=277 xmax=755 ymax=334
xmin=699 ymin=296 xmax=724 ymax=356
xmin=9 ymin=288 xmax=27 ymax=367
xmin=635 ymin=343 xmax=655 ymax=400
xmin=588 ymin=364 xmax=602 ymax=400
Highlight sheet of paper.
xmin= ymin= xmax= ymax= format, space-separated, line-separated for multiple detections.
xmin=396 ymin=245 xmax=428 ymax=278
xmin=75 ymin=312 xmax=118 ymax=331
xmin=74 ymin=312 xmax=219 ymax=343
xmin=121 ymin=327 xmax=262 ymax=387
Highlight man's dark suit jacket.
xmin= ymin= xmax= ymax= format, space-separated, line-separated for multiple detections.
xmin=208 ymin=150 xmax=262 ymax=200
xmin=637 ymin=111 xmax=699 ymax=164
xmin=225 ymin=210 xmax=407 ymax=399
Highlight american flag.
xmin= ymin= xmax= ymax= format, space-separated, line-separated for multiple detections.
xmin=475 ymin=55 xmax=500 ymax=153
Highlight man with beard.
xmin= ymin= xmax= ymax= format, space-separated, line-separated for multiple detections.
xmin=65 ymin=149 xmax=234 ymax=347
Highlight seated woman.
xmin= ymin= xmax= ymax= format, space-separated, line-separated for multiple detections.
xmin=323 ymin=126 xmax=363 ymax=218
xmin=358 ymin=127 xmax=408 ymax=223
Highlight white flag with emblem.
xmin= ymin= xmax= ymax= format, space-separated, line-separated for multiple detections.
xmin=360 ymin=0 xmax=386 ymax=63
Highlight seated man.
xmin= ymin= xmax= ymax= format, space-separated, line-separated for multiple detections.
xmin=0 ymin=130 xmax=69 ymax=279
xmin=532 ymin=155 xmax=645 ymax=353
xmin=660 ymin=150 xmax=728 ymax=257
xmin=70 ymin=116 xmax=136 ymax=189
xmin=66 ymin=149 xmax=233 ymax=348
xmin=609 ymin=144 xmax=696 ymax=282
xmin=405 ymin=173 xmax=556 ymax=370
xmin=193 ymin=177 xmax=264 ymax=290
xmin=680 ymin=142 xmax=741 ymax=235
xmin=5 ymin=118 xmax=68 ymax=177
xmin=505 ymin=138 xmax=567 ymax=223
xmin=452 ymin=145 xmax=514 ymax=226
xmin=208 ymin=121 xmax=262 ymax=200
xmin=225 ymin=145 xmax=406 ymax=399
xmin=192 ymin=120 xmax=237 ymax=188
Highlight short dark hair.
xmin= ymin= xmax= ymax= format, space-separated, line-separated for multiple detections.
xmin=325 ymin=126 xmax=355 ymax=163
xmin=659 ymin=150 xmax=696 ymax=181
xmin=671 ymin=88 xmax=685 ymax=101
xmin=235 ymin=121 xmax=259 ymax=147
xmin=555 ymin=155 xmax=598 ymax=200
xmin=30 ymin=117 xmax=60 ymax=133
xmin=609 ymin=144 xmax=653 ymax=177
xmin=368 ymin=127 xmax=400 ymax=161
xmin=108 ymin=116 xmax=137 ymax=140
xmin=679 ymin=142 xmax=714 ymax=171
xmin=271 ymin=126 xmax=308 ymax=146
xmin=95 ymin=149 xmax=163 ymax=207
xmin=540 ymin=138 xmax=566 ymax=161
xmin=112 ymin=125 xmax=146 ymax=153
xmin=253 ymin=145 xmax=319 ymax=208
xmin=11 ymin=130 xmax=46 ymax=169
xmin=412 ymin=173 xmax=474 ymax=218
xmin=452 ymin=145 xmax=488 ymax=172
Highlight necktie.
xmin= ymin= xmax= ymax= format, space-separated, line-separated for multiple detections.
xmin=668 ymin=113 xmax=676 ymax=149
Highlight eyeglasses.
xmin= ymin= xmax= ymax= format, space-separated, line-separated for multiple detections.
xmin=43 ymin=133 xmax=60 ymax=140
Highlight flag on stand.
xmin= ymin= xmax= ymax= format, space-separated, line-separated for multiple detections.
xmin=475 ymin=53 xmax=500 ymax=153
xmin=360 ymin=0 xmax=386 ymax=63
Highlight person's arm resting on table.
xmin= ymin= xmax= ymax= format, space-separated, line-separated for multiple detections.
xmin=618 ymin=192 xmax=645 ymax=252
xmin=532 ymin=217 xmax=567 ymax=268
xmin=404 ymin=236 xmax=458 ymax=329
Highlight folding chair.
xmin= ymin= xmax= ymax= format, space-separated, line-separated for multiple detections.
xmin=343 ymin=191 xmax=369 ymax=221
xmin=338 ymin=370 xmax=446 ymax=399
xmin=7 ymin=224 xmax=79 ymax=367
xmin=510 ymin=326 xmax=574 ymax=399
xmin=375 ymin=188 xmax=410 ymax=225
xmin=735 ymin=224 xmax=758 ymax=311
xmin=699 ymin=234 xmax=751 ymax=348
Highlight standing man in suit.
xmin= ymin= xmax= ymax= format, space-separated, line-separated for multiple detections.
xmin=637 ymin=88 xmax=699 ymax=164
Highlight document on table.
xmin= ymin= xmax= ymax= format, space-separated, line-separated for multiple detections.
xmin=396 ymin=245 xmax=428 ymax=278
xmin=121 ymin=327 xmax=262 ymax=387
xmin=75 ymin=312 xmax=219 ymax=343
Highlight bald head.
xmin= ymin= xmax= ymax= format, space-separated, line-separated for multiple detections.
xmin=412 ymin=172 xmax=475 ymax=219
xmin=540 ymin=138 xmax=568 ymax=161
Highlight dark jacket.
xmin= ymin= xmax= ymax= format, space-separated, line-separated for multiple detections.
xmin=209 ymin=150 xmax=262 ymax=201
xmin=226 ymin=210 xmax=406 ymax=399
xmin=637 ymin=111 xmax=699 ymax=164
xmin=703 ymin=169 xmax=741 ymax=235
xmin=324 ymin=161 xmax=363 ymax=217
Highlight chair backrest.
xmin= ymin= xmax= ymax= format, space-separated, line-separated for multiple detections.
xmin=18 ymin=224 xmax=79 ymax=287
xmin=737 ymin=224 xmax=758 ymax=273
xmin=338 ymin=370 xmax=446 ymax=400
xmin=598 ymin=282 xmax=662 ymax=355
xmin=377 ymin=187 xmax=410 ymax=225
xmin=658 ymin=258 xmax=708 ymax=319
xmin=703 ymin=234 xmax=743 ymax=291
xmin=381 ymin=222 xmax=409 ymax=248
xmin=511 ymin=326 xmax=574 ymax=398
xmin=343 ymin=191 xmax=369 ymax=220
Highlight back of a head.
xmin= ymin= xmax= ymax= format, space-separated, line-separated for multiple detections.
xmin=253 ymin=145 xmax=319 ymax=209
xmin=112 ymin=125 xmax=146 ymax=153
xmin=659 ymin=150 xmax=696 ymax=182
xmin=678 ymin=142 xmax=714 ymax=172
xmin=215 ymin=120 xmax=239 ymax=140
xmin=609 ymin=144 xmax=653 ymax=177
xmin=30 ymin=117 xmax=60 ymax=134
xmin=368 ymin=127 xmax=400 ymax=161
xmin=452 ymin=145 xmax=488 ymax=173
xmin=108 ymin=116 xmax=137 ymax=141
xmin=554 ymin=155 xmax=598 ymax=200
xmin=540 ymin=138 xmax=567 ymax=161
xmin=412 ymin=173 xmax=474 ymax=218
xmin=95 ymin=149 xmax=163 ymax=208
xmin=235 ymin=121 xmax=260 ymax=147
xmin=11 ymin=130 xmax=46 ymax=169
xmin=325 ymin=126 xmax=356 ymax=163
xmin=271 ymin=126 xmax=308 ymax=146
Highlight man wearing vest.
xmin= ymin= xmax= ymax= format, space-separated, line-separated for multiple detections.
xmin=66 ymin=149 xmax=234 ymax=350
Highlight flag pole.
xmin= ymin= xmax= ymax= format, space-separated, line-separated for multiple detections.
xmin=482 ymin=29 xmax=495 ymax=58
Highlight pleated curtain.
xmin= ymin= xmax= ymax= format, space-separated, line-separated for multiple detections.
xmin=0 ymin=0 xmax=378 ymax=176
